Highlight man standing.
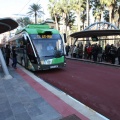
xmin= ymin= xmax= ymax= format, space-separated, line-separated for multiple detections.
xmin=12 ymin=46 xmax=17 ymax=69
xmin=65 ymin=44 xmax=70 ymax=56
xmin=117 ymin=45 xmax=120 ymax=65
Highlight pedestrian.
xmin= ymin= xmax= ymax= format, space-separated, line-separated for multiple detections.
xmin=12 ymin=46 xmax=17 ymax=69
xmin=87 ymin=44 xmax=92 ymax=60
xmin=97 ymin=44 xmax=103 ymax=62
xmin=5 ymin=45 xmax=11 ymax=66
xmin=109 ymin=44 xmax=117 ymax=64
xmin=73 ymin=45 xmax=77 ymax=58
xmin=65 ymin=44 xmax=70 ymax=56
xmin=105 ymin=43 xmax=111 ymax=62
xmin=117 ymin=45 xmax=120 ymax=65
xmin=92 ymin=44 xmax=98 ymax=62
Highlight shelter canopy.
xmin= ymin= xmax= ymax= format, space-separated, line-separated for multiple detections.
xmin=70 ymin=30 xmax=120 ymax=38
xmin=0 ymin=18 xmax=18 ymax=34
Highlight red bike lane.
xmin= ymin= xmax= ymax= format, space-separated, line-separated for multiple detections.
xmin=35 ymin=59 xmax=120 ymax=120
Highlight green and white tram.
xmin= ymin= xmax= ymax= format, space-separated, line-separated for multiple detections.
xmin=9 ymin=24 xmax=66 ymax=71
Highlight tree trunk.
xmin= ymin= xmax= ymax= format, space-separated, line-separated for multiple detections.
xmin=54 ymin=14 xmax=58 ymax=30
xmin=77 ymin=12 xmax=80 ymax=31
xmin=35 ymin=12 xmax=37 ymax=24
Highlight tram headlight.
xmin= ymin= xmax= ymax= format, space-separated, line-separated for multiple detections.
xmin=41 ymin=59 xmax=53 ymax=65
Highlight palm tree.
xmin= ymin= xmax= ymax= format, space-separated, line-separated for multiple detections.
xmin=58 ymin=0 xmax=71 ymax=33
xmin=100 ymin=0 xmax=115 ymax=23
xmin=70 ymin=0 xmax=84 ymax=31
xmin=27 ymin=3 xmax=44 ymax=24
xmin=48 ymin=0 xmax=60 ymax=30
xmin=66 ymin=12 xmax=76 ymax=31
xmin=118 ymin=5 xmax=120 ymax=29
xmin=81 ymin=11 xmax=86 ymax=30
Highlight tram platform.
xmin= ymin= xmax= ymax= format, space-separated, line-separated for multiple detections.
xmin=0 ymin=61 xmax=109 ymax=120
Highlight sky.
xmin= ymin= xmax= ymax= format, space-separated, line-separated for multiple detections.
xmin=0 ymin=0 xmax=50 ymax=20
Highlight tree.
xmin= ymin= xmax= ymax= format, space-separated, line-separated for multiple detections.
xmin=48 ymin=0 xmax=60 ymax=30
xmin=27 ymin=3 xmax=44 ymax=24
xmin=81 ymin=11 xmax=86 ymax=30
xmin=70 ymin=0 xmax=84 ymax=31
xmin=66 ymin=12 xmax=76 ymax=30
xmin=100 ymin=0 xmax=115 ymax=23
xmin=103 ymin=10 xmax=109 ymax=22
xmin=57 ymin=0 xmax=71 ymax=33
xmin=118 ymin=5 xmax=120 ymax=28
xmin=91 ymin=0 xmax=104 ymax=22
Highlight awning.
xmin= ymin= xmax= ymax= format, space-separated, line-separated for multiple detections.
xmin=70 ymin=30 xmax=120 ymax=38
xmin=0 ymin=17 xmax=18 ymax=34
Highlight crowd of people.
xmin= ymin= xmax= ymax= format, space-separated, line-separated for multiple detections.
xmin=1 ymin=45 xmax=17 ymax=69
xmin=65 ymin=43 xmax=120 ymax=65
xmin=1 ymin=42 xmax=120 ymax=69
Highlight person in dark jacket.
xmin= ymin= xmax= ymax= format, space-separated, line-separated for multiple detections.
xmin=92 ymin=44 xmax=98 ymax=62
xmin=117 ymin=45 xmax=120 ymax=65
xmin=105 ymin=44 xmax=111 ymax=62
xmin=109 ymin=44 xmax=117 ymax=64
xmin=12 ymin=46 xmax=17 ymax=69
xmin=65 ymin=44 xmax=70 ymax=56
xmin=5 ymin=45 xmax=11 ymax=66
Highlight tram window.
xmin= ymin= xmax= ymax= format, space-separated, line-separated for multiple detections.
xmin=23 ymin=36 xmax=28 ymax=45
xmin=26 ymin=40 xmax=34 ymax=55
xmin=26 ymin=40 xmax=37 ymax=63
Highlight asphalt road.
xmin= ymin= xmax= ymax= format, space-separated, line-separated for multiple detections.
xmin=35 ymin=59 xmax=120 ymax=120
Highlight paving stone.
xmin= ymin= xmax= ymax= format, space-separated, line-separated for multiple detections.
xmin=7 ymin=94 xmax=20 ymax=105
xmin=26 ymin=105 xmax=42 ymax=118
xmin=10 ymin=102 xmax=26 ymax=115
xmin=5 ymin=116 xmax=15 ymax=120
xmin=0 ymin=95 xmax=9 ymax=104
xmin=0 ymin=109 xmax=13 ymax=120
xmin=19 ymin=95 xmax=32 ymax=105
xmin=0 ymin=102 xmax=11 ymax=112
xmin=33 ymin=97 xmax=45 ymax=106
xmin=0 ymin=87 xmax=6 ymax=95
xmin=15 ymin=112 xmax=32 ymax=120
xmin=16 ymin=87 xmax=28 ymax=97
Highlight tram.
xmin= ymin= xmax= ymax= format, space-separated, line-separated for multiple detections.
xmin=8 ymin=24 xmax=66 ymax=71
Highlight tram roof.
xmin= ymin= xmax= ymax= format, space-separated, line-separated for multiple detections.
xmin=0 ymin=18 xmax=18 ymax=34
xmin=70 ymin=30 xmax=120 ymax=38
xmin=15 ymin=24 xmax=59 ymax=34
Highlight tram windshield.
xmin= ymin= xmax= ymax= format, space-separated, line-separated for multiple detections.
xmin=30 ymin=34 xmax=64 ymax=58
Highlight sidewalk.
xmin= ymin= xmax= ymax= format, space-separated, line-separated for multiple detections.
xmin=0 ymin=63 xmax=109 ymax=120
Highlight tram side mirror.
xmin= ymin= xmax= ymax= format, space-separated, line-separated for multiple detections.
xmin=91 ymin=36 xmax=98 ymax=41
xmin=63 ymin=33 xmax=67 ymax=43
